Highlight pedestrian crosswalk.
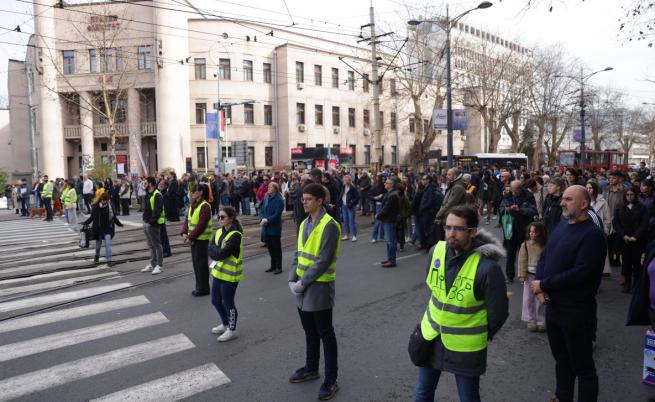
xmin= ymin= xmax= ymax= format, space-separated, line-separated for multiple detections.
xmin=0 ymin=216 xmax=78 ymax=247
xmin=0 ymin=287 xmax=231 ymax=401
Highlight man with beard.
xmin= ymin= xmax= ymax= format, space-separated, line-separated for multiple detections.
xmin=532 ymin=185 xmax=606 ymax=402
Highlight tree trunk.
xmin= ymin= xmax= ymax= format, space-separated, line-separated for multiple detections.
xmin=533 ymin=120 xmax=546 ymax=168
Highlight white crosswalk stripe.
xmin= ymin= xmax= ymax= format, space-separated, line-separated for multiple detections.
xmin=90 ymin=363 xmax=231 ymax=402
xmin=0 ymin=217 xmax=77 ymax=247
xmin=0 ymin=272 xmax=118 ymax=297
xmin=0 ymin=289 xmax=232 ymax=401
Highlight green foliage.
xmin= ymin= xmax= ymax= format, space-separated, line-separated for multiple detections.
xmin=0 ymin=168 xmax=7 ymax=191
xmin=87 ymin=156 xmax=114 ymax=182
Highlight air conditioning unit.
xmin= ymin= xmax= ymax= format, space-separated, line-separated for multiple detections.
xmin=333 ymin=127 xmax=340 ymax=134
xmin=298 ymin=124 xmax=306 ymax=132
xmin=297 ymin=82 xmax=304 ymax=90
xmin=363 ymin=128 xmax=371 ymax=136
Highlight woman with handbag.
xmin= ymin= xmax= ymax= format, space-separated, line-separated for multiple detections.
xmin=83 ymin=192 xmax=123 ymax=267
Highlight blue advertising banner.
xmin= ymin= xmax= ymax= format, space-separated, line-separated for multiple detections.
xmin=432 ymin=109 xmax=467 ymax=130
xmin=206 ymin=112 xmax=218 ymax=139
xmin=453 ymin=110 xmax=467 ymax=130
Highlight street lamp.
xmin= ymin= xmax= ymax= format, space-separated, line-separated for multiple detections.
xmin=408 ymin=2 xmax=492 ymax=168
xmin=574 ymin=67 xmax=612 ymax=170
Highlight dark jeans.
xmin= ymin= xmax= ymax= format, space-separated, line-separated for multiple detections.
xmin=211 ymin=277 xmax=239 ymax=330
xmin=504 ymin=235 xmax=522 ymax=280
xmin=361 ymin=192 xmax=370 ymax=215
xmin=298 ymin=308 xmax=338 ymax=384
xmin=415 ymin=366 xmax=480 ymax=402
xmin=21 ymin=197 xmax=29 ymax=216
xmin=607 ymin=233 xmax=619 ymax=265
xmin=43 ymin=198 xmax=53 ymax=220
xmin=120 ymin=198 xmax=130 ymax=215
xmin=418 ymin=213 xmax=435 ymax=249
xmin=83 ymin=194 xmax=93 ymax=213
xmin=546 ymin=317 xmax=598 ymax=402
xmin=265 ymin=235 xmax=282 ymax=271
xmin=160 ymin=224 xmax=171 ymax=255
xmin=621 ymin=242 xmax=643 ymax=288
xmin=382 ymin=221 xmax=397 ymax=263
xmin=191 ymin=239 xmax=210 ymax=293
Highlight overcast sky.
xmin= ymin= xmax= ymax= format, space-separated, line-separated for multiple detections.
xmin=0 ymin=0 xmax=653 ymax=106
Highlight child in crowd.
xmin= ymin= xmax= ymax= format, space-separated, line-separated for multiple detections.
xmin=518 ymin=221 xmax=547 ymax=332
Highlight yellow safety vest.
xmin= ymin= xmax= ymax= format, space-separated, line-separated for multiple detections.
xmin=295 ymin=213 xmax=341 ymax=282
xmin=43 ymin=182 xmax=53 ymax=199
xmin=63 ymin=188 xmax=77 ymax=206
xmin=420 ymin=241 xmax=488 ymax=352
xmin=188 ymin=200 xmax=213 ymax=240
xmin=149 ymin=189 xmax=166 ymax=224
xmin=211 ymin=228 xmax=244 ymax=282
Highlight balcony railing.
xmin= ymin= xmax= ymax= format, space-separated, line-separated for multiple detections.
xmin=63 ymin=122 xmax=157 ymax=139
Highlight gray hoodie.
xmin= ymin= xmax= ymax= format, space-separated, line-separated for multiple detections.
xmin=422 ymin=228 xmax=509 ymax=376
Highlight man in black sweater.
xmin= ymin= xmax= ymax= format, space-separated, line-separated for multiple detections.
xmin=376 ymin=178 xmax=400 ymax=267
xmin=532 ymin=185 xmax=606 ymax=402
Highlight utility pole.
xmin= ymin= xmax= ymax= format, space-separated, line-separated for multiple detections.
xmin=368 ymin=5 xmax=381 ymax=172
xmin=25 ymin=61 xmax=39 ymax=179
xmin=579 ymin=66 xmax=586 ymax=171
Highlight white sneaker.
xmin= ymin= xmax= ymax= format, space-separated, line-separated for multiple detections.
xmin=211 ymin=324 xmax=227 ymax=334
xmin=151 ymin=265 xmax=162 ymax=275
xmin=217 ymin=329 xmax=238 ymax=342
xmin=371 ymin=239 xmax=377 ymax=243
xmin=341 ymin=235 xmax=348 ymax=240
xmin=141 ymin=264 xmax=152 ymax=272
xmin=351 ymin=236 xmax=357 ymax=242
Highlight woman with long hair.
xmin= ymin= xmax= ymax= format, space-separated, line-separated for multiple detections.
xmin=83 ymin=192 xmax=123 ymax=267
xmin=586 ymin=180 xmax=612 ymax=276
xmin=613 ymin=187 xmax=649 ymax=293
xmin=208 ymin=206 xmax=243 ymax=342
xmin=260 ymin=181 xmax=285 ymax=274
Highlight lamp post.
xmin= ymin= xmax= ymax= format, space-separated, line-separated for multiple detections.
xmin=577 ymin=67 xmax=613 ymax=170
xmin=409 ymin=1 xmax=492 ymax=169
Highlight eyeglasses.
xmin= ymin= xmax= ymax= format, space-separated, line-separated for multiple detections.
xmin=218 ymin=215 xmax=229 ymax=220
xmin=444 ymin=225 xmax=472 ymax=233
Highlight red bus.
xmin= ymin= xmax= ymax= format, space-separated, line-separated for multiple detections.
xmin=557 ymin=149 xmax=627 ymax=172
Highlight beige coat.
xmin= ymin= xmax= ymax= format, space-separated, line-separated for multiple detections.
xmin=518 ymin=239 xmax=544 ymax=280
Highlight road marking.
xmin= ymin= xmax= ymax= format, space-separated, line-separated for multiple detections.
xmin=0 ymin=312 xmax=169 ymax=362
xmin=118 ymin=220 xmax=142 ymax=227
xmin=0 ymin=295 xmax=150 ymax=334
xmin=0 ymin=267 xmax=107 ymax=286
xmin=90 ymin=363 xmax=231 ymax=402
xmin=0 ymin=283 xmax=132 ymax=313
xmin=0 ymin=334 xmax=195 ymax=402
xmin=373 ymin=252 xmax=422 ymax=265
xmin=0 ymin=272 xmax=118 ymax=297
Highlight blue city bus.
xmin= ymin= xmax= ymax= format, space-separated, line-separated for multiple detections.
xmin=440 ymin=153 xmax=529 ymax=171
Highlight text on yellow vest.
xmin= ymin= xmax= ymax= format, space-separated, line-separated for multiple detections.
xmin=211 ymin=227 xmax=244 ymax=282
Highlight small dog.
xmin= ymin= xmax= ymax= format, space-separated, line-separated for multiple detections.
xmin=52 ymin=199 xmax=64 ymax=217
xmin=29 ymin=207 xmax=46 ymax=218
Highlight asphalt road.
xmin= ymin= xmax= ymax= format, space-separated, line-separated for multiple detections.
xmin=0 ymin=211 xmax=653 ymax=401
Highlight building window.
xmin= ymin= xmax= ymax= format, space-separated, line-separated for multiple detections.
xmin=350 ymin=145 xmax=356 ymax=164
xmin=263 ymin=62 xmax=271 ymax=83
xmin=243 ymin=60 xmax=253 ymax=81
xmin=348 ymin=71 xmax=355 ymax=90
xmin=62 ymin=50 xmax=75 ymax=74
xmin=296 ymin=62 xmax=304 ymax=83
xmin=364 ymin=145 xmax=371 ymax=165
xmin=314 ymin=65 xmax=322 ymax=86
xmin=224 ymin=105 xmax=232 ymax=122
xmin=101 ymin=143 xmax=108 ymax=151
xmin=363 ymin=74 xmax=369 ymax=92
xmin=244 ymin=103 xmax=254 ymax=124
xmin=379 ymin=111 xmax=384 ymax=128
xmin=296 ymin=103 xmax=305 ymax=124
xmin=409 ymin=118 xmax=415 ymax=133
xmin=348 ymin=108 xmax=356 ymax=128
xmin=331 ymin=68 xmax=339 ymax=88
xmin=265 ymin=146 xmax=273 ymax=166
xmin=115 ymin=49 xmax=124 ymax=71
xmin=195 ymin=58 xmax=206 ymax=80
xmin=137 ymin=45 xmax=151 ymax=70
xmin=89 ymin=49 xmax=97 ymax=73
xmin=363 ymin=109 xmax=370 ymax=128
xmin=315 ymin=105 xmax=323 ymax=126
xmin=264 ymin=105 xmax=273 ymax=125
xmin=197 ymin=146 xmax=206 ymax=169
xmin=379 ymin=78 xmax=384 ymax=94
xmin=391 ymin=145 xmax=397 ymax=165
xmin=391 ymin=112 xmax=397 ymax=130
xmin=195 ymin=103 xmax=207 ymax=124
xmin=423 ymin=119 xmax=430 ymax=133
xmin=332 ymin=106 xmax=340 ymax=126
xmin=381 ymin=145 xmax=385 ymax=165
xmin=390 ymin=78 xmax=396 ymax=95
xmin=248 ymin=146 xmax=255 ymax=167
xmin=100 ymin=48 xmax=116 ymax=72
xmin=219 ymin=58 xmax=231 ymax=80
xmin=297 ymin=143 xmax=306 ymax=148
xmin=316 ymin=143 xmax=324 ymax=148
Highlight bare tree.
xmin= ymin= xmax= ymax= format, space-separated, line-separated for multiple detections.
xmin=525 ymin=45 xmax=577 ymax=167
xmin=37 ymin=4 xmax=148 ymax=175
xmin=543 ymin=111 xmax=577 ymax=165
xmin=584 ymin=86 xmax=623 ymax=150
xmin=607 ymin=106 xmax=649 ymax=164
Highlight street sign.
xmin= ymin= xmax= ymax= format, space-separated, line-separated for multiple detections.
xmin=432 ymin=109 xmax=467 ymax=130
xmin=233 ymin=140 xmax=248 ymax=165
xmin=206 ymin=112 xmax=218 ymax=139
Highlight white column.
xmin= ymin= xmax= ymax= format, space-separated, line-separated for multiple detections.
xmin=127 ymin=88 xmax=143 ymax=176
xmin=154 ymin=1 xmax=191 ymax=174
xmin=79 ymin=91 xmax=94 ymax=173
xmin=34 ymin=2 xmax=65 ymax=178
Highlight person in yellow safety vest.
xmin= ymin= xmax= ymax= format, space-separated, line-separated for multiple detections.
xmin=414 ymin=205 xmax=508 ymax=402
xmin=287 ymin=183 xmax=341 ymax=401
xmin=208 ymin=206 xmax=243 ymax=342
xmin=181 ymin=183 xmax=213 ymax=297
xmin=141 ymin=177 xmax=166 ymax=275
xmin=62 ymin=180 xmax=79 ymax=231
xmin=41 ymin=174 xmax=54 ymax=221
